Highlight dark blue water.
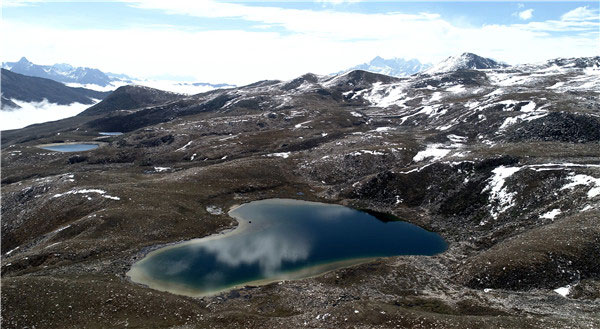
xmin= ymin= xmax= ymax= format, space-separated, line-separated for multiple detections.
xmin=129 ymin=199 xmax=447 ymax=295
xmin=99 ymin=132 xmax=123 ymax=136
xmin=40 ymin=143 xmax=99 ymax=152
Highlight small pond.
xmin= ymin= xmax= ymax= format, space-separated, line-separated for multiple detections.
xmin=128 ymin=199 xmax=447 ymax=296
xmin=39 ymin=143 xmax=99 ymax=152
xmin=99 ymin=132 xmax=123 ymax=136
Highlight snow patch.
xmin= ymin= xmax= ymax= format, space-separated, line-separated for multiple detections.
xmin=266 ymin=152 xmax=291 ymax=159
xmin=5 ymin=246 xmax=20 ymax=256
xmin=363 ymin=82 xmax=408 ymax=108
xmin=447 ymin=134 xmax=467 ymax=143
xmin=430 ymin=92 xmax=442 ymax=102
xmin=483 ymin=166 xmax=522 ymax=221
xmin=206 ymin=206 xmax=223 ymax=215
xmin=554 ymin=285 xmax=571 ymax=297
xmin=360 ymin=150 xmax=384 ymax=156
xmin=446 ymin=85 xmax=465 ymax=93
xmin=53 ymin=224 xmax=71 ymax=233
xmin=176 ymin=141 xmax=193 ymax=151
xmin=45 ymin=242 xmax=61 ymax=249
xmin=561 ymin=174 xmax=600 ymax=198
xmin=294 ymin=121 xmax=311 ymax=129
xmin=52 ymin=188 xmax=120 ymax=200
xmin=540 ymin=209 xmax=561 ymax=220
xmin=413 ymin=144 xmax=453 ymax=162
xmin=499 ymin=102 xmax=548 ymax=130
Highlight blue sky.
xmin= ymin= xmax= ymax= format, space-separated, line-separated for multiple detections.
xmin=3 ymin=1 xmax=599 ymax=84
xmin=4 ymin=2 xmax=594 ymax=32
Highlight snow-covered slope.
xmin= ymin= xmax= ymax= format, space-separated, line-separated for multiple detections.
xmin=426 ymin=52 xmax=508 ymax=74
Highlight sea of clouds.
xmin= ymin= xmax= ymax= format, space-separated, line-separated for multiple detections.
xmin=1 ymin=99 xmax=97 ymax=130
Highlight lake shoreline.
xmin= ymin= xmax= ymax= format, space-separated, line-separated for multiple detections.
xmin=127 ymin=198 xmax=447 ymax=298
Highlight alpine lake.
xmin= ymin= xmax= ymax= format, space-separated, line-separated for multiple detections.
xmin=128 ymin=199 xmax=447 ymax=296
xmin=38 ymin=143 xmax=100 ymax=152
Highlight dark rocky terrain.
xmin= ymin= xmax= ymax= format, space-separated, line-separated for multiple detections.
xmin=1 ymin=69 xmax=110 ymax=110
xmin=1 ymin=54 xmax=599 ymax=328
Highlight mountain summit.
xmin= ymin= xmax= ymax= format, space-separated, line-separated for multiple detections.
xmin=426 ymin=52 xmax=508 ymax=74
xmin=339 ymin=56 xmax=432 ymax=77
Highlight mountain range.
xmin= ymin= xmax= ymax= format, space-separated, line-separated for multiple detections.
xmin=337 ymin=53 xmax=510 ymax=77
xmin=2 ymin=57 xmax=237 ymax=93
xmin=2 ymin=52 xmax=599 ymax=328
xmin=338 ymin=56 xmax=432 ymax=77
xmin=2 ymin=57 xmax=132 ymax=87
xmin=1 ymin=53 xmax=507 ymax=101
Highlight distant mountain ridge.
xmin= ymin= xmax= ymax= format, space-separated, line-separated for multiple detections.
xmin=1 ymin=68 xmax=110 ymax=110
xmin=2 ymin=57 xmax=236 ymax=92
xmin=339 ymin=56 xmax=432 ymax=77
xmin=183 ymin=82 xmax=236 ymax=88
xmin=2 ymin=57 xmax=133 ymax=87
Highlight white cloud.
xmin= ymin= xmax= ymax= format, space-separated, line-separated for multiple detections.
xmin=561 ymin=6 xmax=599 ymax=21
xmin=0 ymin=99 xmax=96 ymax=130
xmin=3 ymin=2 xmax=599 ymax=85
xmin=128 ymin=0 xmax=443 ymax=40
xmin=518 ymin=9 xmax=534 ymax=20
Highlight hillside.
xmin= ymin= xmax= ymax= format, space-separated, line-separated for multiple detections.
xmin=1 ymin=69 xmax=110 ymax=110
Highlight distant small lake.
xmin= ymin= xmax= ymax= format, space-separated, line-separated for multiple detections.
xmin=39 ymin=143 xmax=99 ymax=152
xmin=128 ymin=199 xmax=447 ymax=296
xmin=99 ymin=132 xmax=123 ymax=136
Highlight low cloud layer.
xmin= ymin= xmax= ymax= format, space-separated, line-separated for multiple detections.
xmin=1 ymin=99 xmax=96 ymax=130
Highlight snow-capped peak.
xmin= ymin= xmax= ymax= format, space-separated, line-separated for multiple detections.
xmin=337 ymin=56 xmax=432 ymax=77
xmin=426 ymin=53 xmax=508 ymax=74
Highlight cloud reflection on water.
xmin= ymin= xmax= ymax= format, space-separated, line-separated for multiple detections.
xmin=201 ymin=228 xmax=311 ymax=275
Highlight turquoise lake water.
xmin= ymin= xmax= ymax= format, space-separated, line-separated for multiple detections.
xmin=40 ymin=143 xmax=99 ymax=152
xmin=129 ymin=199 xmax=447 ymax=295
